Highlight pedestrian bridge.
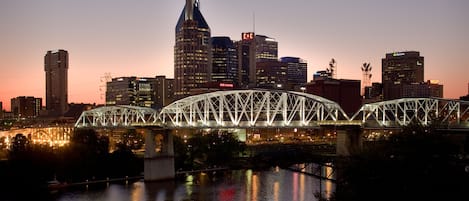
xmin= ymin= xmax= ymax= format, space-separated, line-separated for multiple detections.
xmin=75 ymin=90 xmax=469 ymax=129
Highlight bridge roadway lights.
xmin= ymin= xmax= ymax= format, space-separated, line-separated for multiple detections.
xmin=142 ymin=127 xmax=175 ymax=181
xmin=335 ymin=125 xmax=363 ymax=156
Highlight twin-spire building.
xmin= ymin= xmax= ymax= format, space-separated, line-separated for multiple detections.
xmin=174 ymin=0 xmax=211 ymax=98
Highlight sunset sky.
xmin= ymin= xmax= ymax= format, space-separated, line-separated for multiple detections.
xmin=1 ymin=0 xmax=468 ymax=111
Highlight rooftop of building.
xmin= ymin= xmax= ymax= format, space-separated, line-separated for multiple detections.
xmin=210 ymin=36 xmax=234 ymax=47
xmin=176 ymin=0 xmax=209 ymax=32
xmin=384 ymin=51 xmax=422 ymax=59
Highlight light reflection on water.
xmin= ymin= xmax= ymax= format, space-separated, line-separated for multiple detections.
xmin=56 ymin=166 xmax=335 ymax=201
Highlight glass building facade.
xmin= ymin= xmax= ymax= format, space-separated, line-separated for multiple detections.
xmin=106 ymin=77 xmax=156 ymax=108
xmin=281 ymin=57 xmax=308 ymax=87
xmin=210 ymin=37 xmax=238 ymax=86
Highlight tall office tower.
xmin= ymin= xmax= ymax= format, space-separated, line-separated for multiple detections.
xmin=382 ymin=51 xmax=424 ymax=100
xmin=236 ymin=32 xmax=256 ymax=88
xmin=210 ymin=37 xmax=238 ymax=86
xmin=45 ymin=49 xmax=69 ymax=116
xmin=174 ymin=0 xmax=211 ymax=99
xmin=154 ymin=76 xmax=175 ymax=109
xmin=281 ymin=57 xmax=308 ymax=88
xmin=10 ymin=96 xmax=42 ymax=118
xmin=106 ymin=77 xmax=156 ymax=108
xmin=255 ymin=35 xmax=278 ymax=61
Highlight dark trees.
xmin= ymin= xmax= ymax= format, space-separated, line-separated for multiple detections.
xmin=335 ymin=122 xmax=469 ymax=201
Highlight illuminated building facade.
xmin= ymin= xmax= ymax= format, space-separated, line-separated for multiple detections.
xmin=210 ymin=36 xmax=238 ymax=86
xmin=255 ymin=35 xmax=278 ymax=62
xmin=45 ymin=49 xmax=68 ymax=116
xmin=281 ymin=57 xmax=308 ymax=88
xmin=106 ymin=77 xmax=156 ymax=108
xmin=382 ymin=51 xmax=424 ymax=100
xmin=256 ymin=61 xmax=288 ymax=89
xmin=174 ymin=0 xmax=211 ymax=99
xmin=236 ymin=33 xmax=278 ymax=89
xmin=10 ymin=96 xmax=42 ymax=118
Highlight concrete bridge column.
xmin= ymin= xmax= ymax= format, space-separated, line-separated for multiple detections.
xmin=336 ymin=126 xmax=363 ymax=156
xmin=143 ymin=128 xmax=175 ymax=181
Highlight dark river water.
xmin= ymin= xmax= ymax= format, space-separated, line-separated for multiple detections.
xmin=54 ymin=165 xmax=335 ymax=201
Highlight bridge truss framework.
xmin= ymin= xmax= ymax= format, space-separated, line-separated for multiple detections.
xmin=352 ymin=98 xmax=469 ymax=127
xmin=75 ymin=90 xmax=469 ymax=129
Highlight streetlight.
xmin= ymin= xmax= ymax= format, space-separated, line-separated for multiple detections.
xmin=300 ymin=87 xmax=306 ymax=93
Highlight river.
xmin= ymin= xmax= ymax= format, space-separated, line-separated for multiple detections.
xmin=54 ymin=165 xmax=335 ymax=201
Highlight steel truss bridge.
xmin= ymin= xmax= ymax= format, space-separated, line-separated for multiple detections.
xmin=75 ymin=90 xmax=469 ymax=129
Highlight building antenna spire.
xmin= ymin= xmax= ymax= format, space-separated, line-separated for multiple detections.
xmin=253 ymin=11 xmax=256 ymax=33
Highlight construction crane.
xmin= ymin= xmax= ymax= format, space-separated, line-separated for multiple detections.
xmin=99 ymin=72 xmax=112 ymax=101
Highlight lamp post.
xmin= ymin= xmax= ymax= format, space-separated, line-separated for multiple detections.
xmin=300 ymin=87 xmax=306 ymax=93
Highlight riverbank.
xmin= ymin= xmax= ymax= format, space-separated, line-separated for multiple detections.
xmin=232 ymin=143 xmax=336 ymax=170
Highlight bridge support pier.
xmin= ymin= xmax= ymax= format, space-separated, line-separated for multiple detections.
xmin=336 ymin=126 xmax=363 ymax=156
xmin=143 ymin=128 xmax=175 ymax=181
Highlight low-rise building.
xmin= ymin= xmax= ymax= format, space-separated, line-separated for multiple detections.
xmin=306 ymin=78 xmax=361 ymax=115
xmin=10 ymin=96 xmax=42 ymax=118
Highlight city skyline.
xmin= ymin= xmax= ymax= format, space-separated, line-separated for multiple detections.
xmin=1 ymin=0 xmax=468 ymax=110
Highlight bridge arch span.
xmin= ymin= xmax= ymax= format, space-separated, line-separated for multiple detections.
xmin=351 ymin=98 xmax=469 ymax=128
xmin=160 ymin=89 xmax=349 ymax=128
xmin=75 ymin=105 xmax=159 ymax=128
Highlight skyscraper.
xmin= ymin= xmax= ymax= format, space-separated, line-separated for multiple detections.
xmin=174 ymin=0 xmax=211 ymax=98
xmin=45 ymin=49 xmax=68 ymax=116
xmin=236 ymin=32 xmax=256 ymax=88
xmin=210 ymin=36 xmax=238 ymax=86
xmin=236 ymin=33 xmax=278 ymax=89
xmin=382 ymin=51 xmax=424 ymax=100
